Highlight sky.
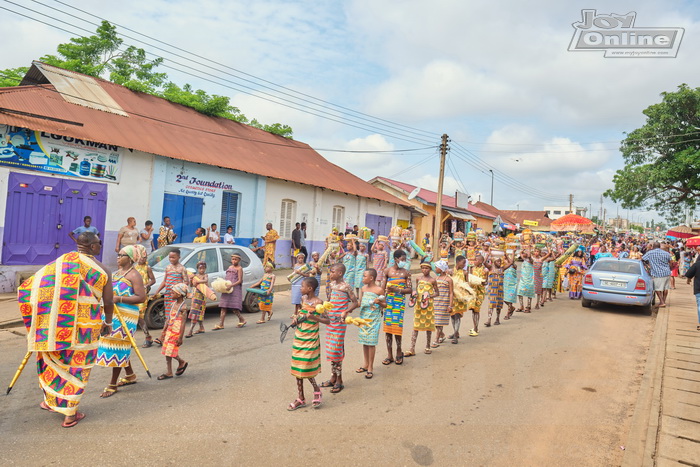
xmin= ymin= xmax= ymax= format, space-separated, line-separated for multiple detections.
xmin=3 ymin=0 xmax=700 ymax=226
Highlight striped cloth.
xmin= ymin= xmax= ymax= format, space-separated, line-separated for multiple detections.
xmin=517 ymin=261 xmax=536 ymax=298
xmin=487 ymin=271 xmax=504 ymax=309
xmin=413 ymin=280 xmax=436 ymax=331
xmin=325 ymin=286 xmax=350 ymax=362
xmin=96 ymin=275 xmax=140 ymax=367
xmin=358 ymin=292 xmax=381 ymax=346
xmin=342 ymin=253 xmax=357 ymax=289
xmin=290 ymin=303 xmax=321 ymax=378
xmin=543 ymin=261 xmax=556 ymax=289
xmin=163 ymin=268 xmax=186 ymax=314
xmin=354 ymin=253 xmax=368 ymax=289
xmin=471 ymin=265 xmax=488 ymax=312
xmin=503 ymin=266 xmax=518 ymax=303
xmin=188 ymin=286 xmax=207 ymax=322
xmin=162 ymin=301 xmax=185 ymax=358
xmin=258 ymin=275 xmax=274 ymax=312
xmin=433 ymin=277 xmax=451 ymax=326
xmin=383 ymin=276 xmax=407 ymax=335
xmin=533 ymin=259 xmax=544 ymax=295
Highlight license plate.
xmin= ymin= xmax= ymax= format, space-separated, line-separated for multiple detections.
xmin=601 ymin=280 xmax=626 ymax=288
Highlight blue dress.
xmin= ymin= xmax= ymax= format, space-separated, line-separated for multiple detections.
xmin=358 ymin=291 xmax=381 ymax=346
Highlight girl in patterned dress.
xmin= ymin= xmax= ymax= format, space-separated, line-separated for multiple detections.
xmin=484 ymin=256 xmax=509 ymax=327
xmin=288 ymin=277 xmax=330 ymax=411
xmin=253 ymin=262 xmax=276 ymax=323
xmin=404 ymin=261 xmax=439 ymax=356
xmin=356 ymin=269 xmax=386 ymax=380
xmin=320 ymin=263 xmax=358 ymax=394
xmin=517 ymin=250 xmax=536 ymax=313
xmin=214 ymin=254 xmax=245 ymax=329
xmin=503 ymin=254 xmax=518 ymax=320
xmin=450 ymin=255 xmax=469 ymax=344
xmin=532 ymin=248 xmax=552 ymax=309
xmin=158 ymin=282 xmax=189 ymax=380
xmin=542 ymin=251 xmax=558 ymax=304
xmin=431 ymin=260 xmax=453 ymax=348
xmin=355 ymin=243 xmax=369 ymax=293
xmin=469 ymin=255 xmax=488 ymax=337
xmin=186 ymin=262 xmax=209 ymax=337
xmin=152 ymin=249 xmax=189 ymax=346
xmin=96 ymin=245 xmax=147 ymax=397
xmin=340 ymin=236 xmax=358 ymax=289
xmin=309 ymin=251 xmax=322 ymax=297
xmin=372 ymin=241 xmax=389 ymax=286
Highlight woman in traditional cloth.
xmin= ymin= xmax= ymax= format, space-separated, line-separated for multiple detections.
xmin=288 ymin=277 xmax=330 ymax=410
xmin=96 ymin=245 xmax=148 ymax=397
xmin=517 ymin=249 xmax=536 ymax=313
xmin=562 ymin=250 xmax=587 ymax=299
xmin=18 ymin=232 xmax=113 ymax=427
xmin=372 ymin=240 xmax=389 ymax=286
xmin=253 ymin=262 xmax=276 ymax=323
xmin=431 ymin=260 xmax=453 ymax=348
xmin=356 ymin=269 xmax=386 ymax=380
xmin=484 ymin=256 xmax=508 ymax=327
xmin=502 ymin=254 xmax=518 ymax=320
xmin=403 ymin=261 xmax=439 ymax=356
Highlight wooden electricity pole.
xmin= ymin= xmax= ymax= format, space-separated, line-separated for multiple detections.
xmin=434 ymin=134 xmax=448 ymax=246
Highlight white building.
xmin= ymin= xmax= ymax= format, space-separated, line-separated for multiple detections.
xmin=544 ymin=206 xmax=588 ymax=220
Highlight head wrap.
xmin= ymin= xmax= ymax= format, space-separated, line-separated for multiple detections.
xmin=311 ymin=251 xmax=319 ymax=257
xmin=435 ymin=260 xmax=448 ymax=272
xmin=132 ymin=244 xmax=147 ymax=263
xmin=196 ymin=261 xmax=207 ymax=269
xmin=265 ymin=261 xmax=275 ymax=269
xmin=171 ymin=283 xmax=189 ymax=297
xmin=120 ymin=245 xmax=139 ymax=263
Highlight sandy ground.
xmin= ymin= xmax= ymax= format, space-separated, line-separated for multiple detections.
xmin=0 ymin=291 xmax=653 ymax=466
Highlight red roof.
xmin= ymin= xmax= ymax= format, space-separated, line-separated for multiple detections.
xmin=500 ymin=210 xmax=553 ymax=227
xmin=373 ymin=177 xmax=495 ymax=219
xmin=472 ymin=201 xmax=518 ymax=224
xmin=0 ymin=63 xmax=408 ymax=207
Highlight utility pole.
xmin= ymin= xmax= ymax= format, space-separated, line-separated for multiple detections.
xmin=489 ymin=169 xmax=494 ymax=206
xmin=599 ymin=195 xmax=603 ymax=226
xmin=434 ymin=134 xmax=448 ymax=245
xmin=569 ymin=194 xmax=573 ymax=215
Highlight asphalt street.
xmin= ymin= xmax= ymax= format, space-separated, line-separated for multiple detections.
xmin=0 ymin=291 xmax=654 ymax=466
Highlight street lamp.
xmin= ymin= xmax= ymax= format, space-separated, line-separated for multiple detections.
xmin=489 ymin=169 xmax=494 ymax=205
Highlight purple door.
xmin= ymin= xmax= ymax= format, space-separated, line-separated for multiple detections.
xmin=365 ymin=214 xmax=392 ymax=237
xmin=2 ymin=172 xmax=107 ymax=265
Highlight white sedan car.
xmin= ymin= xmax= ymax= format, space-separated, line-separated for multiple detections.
xmin=144 ymin=243 xmax=265 ymax=328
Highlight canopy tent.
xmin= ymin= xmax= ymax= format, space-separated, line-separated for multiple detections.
xmin=667 ymin=225 xmax=695 ymax=239
xmin=686 ymin=236 xmax=700 ymax=247
xmin=550 ymin=213 xmax=595 ymax=232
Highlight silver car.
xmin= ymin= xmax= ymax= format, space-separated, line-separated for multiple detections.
xmin=581 ymin=258 xmax=655 ymax=314
xmin=144 ymin=243 xmax=265 ymax=328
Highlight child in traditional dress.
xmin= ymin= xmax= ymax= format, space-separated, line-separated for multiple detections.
xmin=372 ymin=241 xmax=389 ymax=286
xmin=186 ymin=261 xmax=209 ymax=337
xmin=450 ymin=255 xmax=468 ymax=344
xmin=355 ymin=243 xmax=369 ymax=294
xmin=383 ymin=250 xmax=413 ymax=365
xmin=214 ymin=253 xmax=246 ymax=329
xmin=356 ymin=269 xmax=386 ymax=379
xmin=484 ymin=256 xmax=508 ymax=327
xmin=152 ymin=249 xmax=190 ymax=346
xmin=320 ymin=263 xmax=358 ymax=394
xmin=288 ymin=277 xmax=330 ymax=410
xmin=404 ymin=261 xmax=439 ymax=356
xmin=502 ymin=254 xmax=518 ymax=320
xmin=469 ymin=254 xmax=487 ymax=337
xmin=253 ymin=262 xmax=276 ymax=323
xmin=158 ymin=282 xmax=189 ymax=380
xmin=309 ymin=252 xmax=322 ymax=296
xmin=431 ymin=260 xmax=452 ymax=348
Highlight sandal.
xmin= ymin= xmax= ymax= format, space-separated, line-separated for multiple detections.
xmin=40 ymin=401 xmax=56 ymax=412
xmin=395 ymin=355 xmax=404 ymax=365
xmin=469 ymin=329 xmax=478 ymax=337
xmin=175 ymin=362 xmax=188 ymax=376
xmin=524 ymin=307 xmax=531 ymax=313
xmin=320 ymin=380 xmax=335 ymax=388
xmin=365 ymin=372 xmax=373 ymax=379
xmin=185 ymin=333 xmax=193 ymax=338
xmin=381 ymin=358 xmax=394 ymax=365
xmin=142 ymin=338 xmax=153 ymax=348
xmin=424 ymin=348 xmax=432 ymax=355
xmin=287 ymin=398 xmax=306 ymax=411
xmin=312 ymin=391 xmax=322 ymax=408
xmin=438 ymin=336 xmax=446 ymax=344
xmin=431 ymin=342 xmax=440 ymax=348
xmin=117 ymin=375 xmax=137 ymax=387
xmin=61 ymin=412 xmax=85 ymax=428
xmin=237 ymin=322 xmax=247 ymax=328
xmin=256 ymin=320 xmax=266 ymax=324
xmin=330 ymin=384 xmax=344 ymax=394
xmin=484 ymin=322 xmax=491 ymax=327
xmin=153 ymin=338 xmax=163 ymax=346
xmin=157 ymin=374 xmax=173 ymax=380
xmin=403 ymin=350 xmax=416 ymax=357
xmin=355 ymin=367 xmax=367 ymax=373
xmin=100 ymin=384 xmax=118 ymax=398
xmin=212 ymin=325 xmax=225 ymax=331
xmin=451 ymin=338 xmax=458 ymax=344
xmin=515 ymin=308 xmax=524 ymax=313
xmin=267 ymin=312 xmax=274 ymax=321
xmin=193 ymin=329 xmax=205 ymax=334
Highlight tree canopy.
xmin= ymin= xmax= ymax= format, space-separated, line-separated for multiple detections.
xmin=2 ymin=21 xmax=292 ymax=138
xmin=605 ymin=84 xmax=700 ymax=223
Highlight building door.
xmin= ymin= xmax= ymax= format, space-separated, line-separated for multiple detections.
xmin=2 ymin=172 xmax=107 ymax=265
xmin=162 ymin=193 xmax=203 ymax=243
xmin=365 ymin=214 xmax=392 ymax=237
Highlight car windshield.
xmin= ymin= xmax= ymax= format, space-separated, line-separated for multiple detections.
xmin=593 ymin=260 xmax=641 ymax=275
xmin=148 ymin=246 xmax=194 ymax=271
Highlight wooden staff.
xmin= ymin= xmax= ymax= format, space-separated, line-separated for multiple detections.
xmin=112 ymin=305 xmax=152 ymax=378
xmin=6 ymin=351 xmax=32 ymax=395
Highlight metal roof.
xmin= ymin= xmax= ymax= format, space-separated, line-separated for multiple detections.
xmin=0 ymin=62 xmax=409 ymax=207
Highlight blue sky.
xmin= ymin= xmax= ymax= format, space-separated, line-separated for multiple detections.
xmin=4 ymin=0 xmax=700 ymax=225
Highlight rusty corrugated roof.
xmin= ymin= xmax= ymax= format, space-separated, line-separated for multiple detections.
xmin=0 ymin=63 xmax=408 ymax=207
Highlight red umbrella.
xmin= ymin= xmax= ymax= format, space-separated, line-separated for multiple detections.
xmin=686 ymin=236 xmax=700 ymax=247
xmin=667 ymin=225 xmax=694 ymax=238
xmin=550 ymin=213 xmax=594 ymax=232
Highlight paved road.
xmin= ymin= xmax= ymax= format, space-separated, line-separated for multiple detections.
xmin=0 ymin=292 xmax=654 ymax=466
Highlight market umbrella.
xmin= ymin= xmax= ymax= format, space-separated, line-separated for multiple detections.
xmin=550 ymin=213 xmax=595 ymax=232
xmin=667 ymin=225 xmax=695 ymax=239
xmin=686 ymin=235 xmax=700 ymax=247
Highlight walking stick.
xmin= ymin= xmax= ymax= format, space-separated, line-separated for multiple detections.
xmin=6 ymin=351 xmax=32 ymax=395
xmin=112 ymin=305 xmax=152 ymax=378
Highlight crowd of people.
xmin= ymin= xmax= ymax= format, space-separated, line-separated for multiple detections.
xmin=17 ymin=222 xmax=700 ymax=425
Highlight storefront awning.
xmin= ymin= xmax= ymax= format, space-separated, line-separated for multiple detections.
xmin=444 ymin=208 xmax=476 ymax=221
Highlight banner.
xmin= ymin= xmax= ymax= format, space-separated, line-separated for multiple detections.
xmin=0 ymin=125 xmax=122 ymax=183
xmin=523 ymin=220 xmax=539 ymax=226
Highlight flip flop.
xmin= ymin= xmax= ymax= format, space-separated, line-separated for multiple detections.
xmin=431 ymin=342 xmax=440 ymax=348
xmin=330 ymin=384 xmax=344 ymax=394
xmin=355 ymin=367 xmax=367 ymax=373
xmin=175 ymin=362 xmax=189 ymax=376
xmin=438 ymin=337 xmax=446 ymax=344
xmin=142 ymin=339 xmax=153 ymax=348
xmin=157 ymin=374 xmax=173 ymax=380
xmin=365 ymin=372 xmax=373 ymax=379
xmin=320 ymin=380 xmax=334 ymax=388
xmin=451 ymin=338 xmax=458 ymax=344
xmin=193 ymin=330 xmax=205 ymax=334
xmin=153 ymin=338 xmax=163 ymax=346
xmin=61 ymin=412 xmax=85 ymax=428
xmin=185 ymin=334 xmax=193 ymax=338
xmin=424 ymin=348 xmax=432 ymax=354
xmin=212 ymin=325 xmax=224 ymax=331
xmin=395 ymin=355 xmax=404 ymax=365
xmin=237 ymin=322 xmax=247 ymax=328
xmin=256 ymin=320 xmax=266 ymax=324
xmin=381 ymin=358 xmax=394 ymax=365
xmin=402 ymin=350 xmax=415 ymax=357
xmin=469 ymin=330 xmax=478 ymax=337
xmin=40 ymin=401 xmax=56 ymax=412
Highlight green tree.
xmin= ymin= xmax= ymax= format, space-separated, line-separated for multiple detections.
xmin=2 ymin=21 xmax=292 ymax=138
xmin=605 ymin=84 xmax=700 ymax=223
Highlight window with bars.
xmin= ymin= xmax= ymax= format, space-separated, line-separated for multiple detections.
xmin=280 ymin=199 xmax=296 ymax=238
xmin=332 ymin=205 xmax=344 ymax=232
xmin=220 ymin=191 xmax=239 ymax=236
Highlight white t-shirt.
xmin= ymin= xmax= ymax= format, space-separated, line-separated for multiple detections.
xmin=140 ymin=228 xmax=154 ymax=253
xmin=209 ymin=229 xmax=221 ymax=243
xmin=224 ymin=233 xmax=235 ymax=244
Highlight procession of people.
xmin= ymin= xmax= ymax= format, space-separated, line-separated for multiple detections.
xmin=14 ymin=220 xmax=700 ymax=424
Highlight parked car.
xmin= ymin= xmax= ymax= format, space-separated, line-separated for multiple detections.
xmin=143 ymin=243 xmax=265 ymax=328
xmin=581 ymin=258 xmax=655 ymax=314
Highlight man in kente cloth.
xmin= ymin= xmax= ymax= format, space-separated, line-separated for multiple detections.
xmin=262 ymin=222 xmax=280 ymax=267
xmin=382 ymin=250 xmax=413 ymax=365
xmin=18 ymin=232 xmax=114 ymax=428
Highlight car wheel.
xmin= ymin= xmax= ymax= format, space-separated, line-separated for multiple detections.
xmin=145 ymin=297 xmax=166 ymax=329
xmin=640 ymin=303 xmax=654 ymax=315
xmin=581 ymin=298 xmax=592 ymax=308
xmin=243 ymin=291 xmax=260 ymax=314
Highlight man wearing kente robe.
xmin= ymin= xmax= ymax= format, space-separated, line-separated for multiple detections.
xmin=18 ymin=232 xmax=114 ymax=428
xmin=262 ymin=222 xmax=280 ymax=267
